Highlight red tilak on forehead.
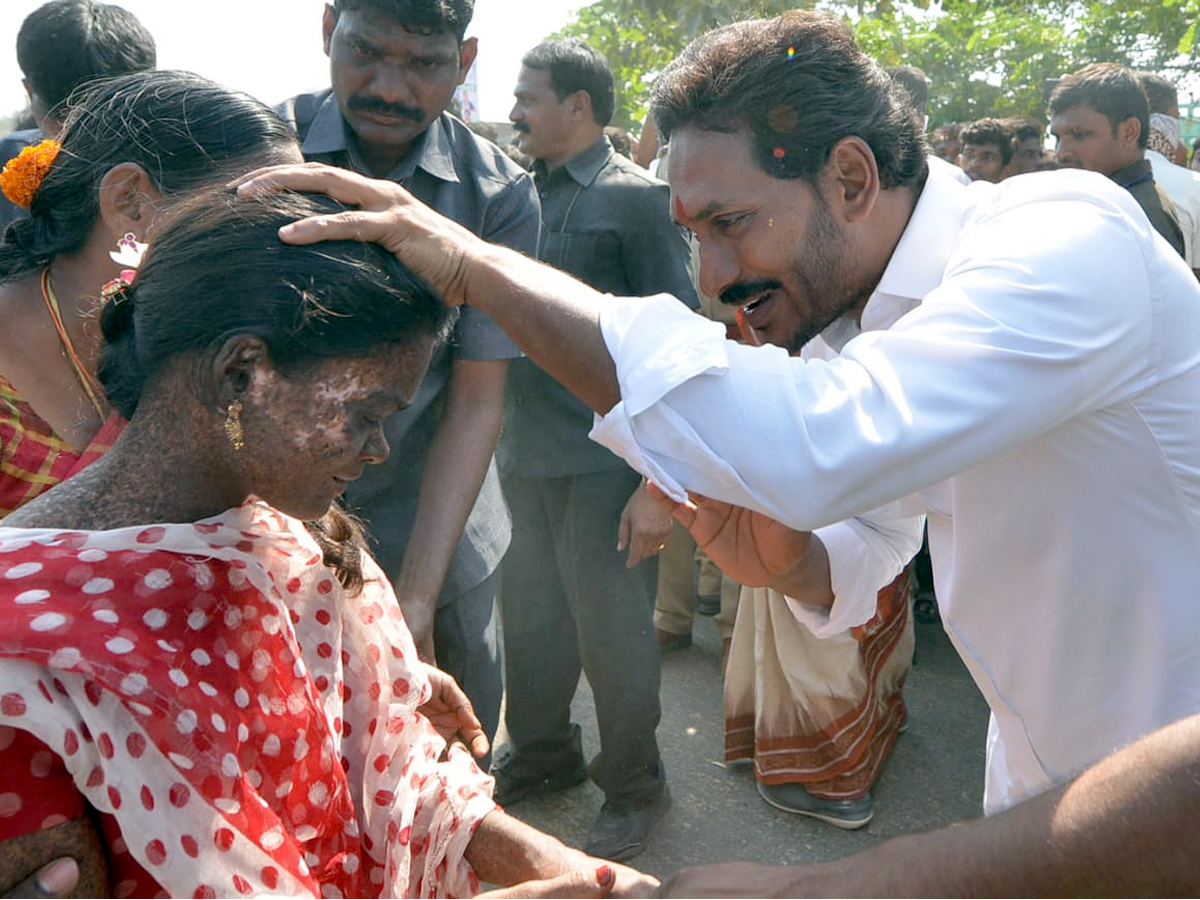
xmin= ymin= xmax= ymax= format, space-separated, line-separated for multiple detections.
xmin=673 ymin=194 xmax=685 ymax=222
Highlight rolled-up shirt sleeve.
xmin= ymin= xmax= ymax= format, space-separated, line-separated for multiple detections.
xmin=798 ymin=501 xmax=925 ymax=635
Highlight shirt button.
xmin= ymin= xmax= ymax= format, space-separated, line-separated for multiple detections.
xmin=539 ymin=191 xmax=548 ymax=200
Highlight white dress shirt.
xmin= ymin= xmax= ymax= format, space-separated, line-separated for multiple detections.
xmin=590 ymin=164 xmax=1200 ymax=814
xmin=1147 ymin=148 xmax=1200 ymax=267
xmin=929 ymin=152 xmax=972 ymax=185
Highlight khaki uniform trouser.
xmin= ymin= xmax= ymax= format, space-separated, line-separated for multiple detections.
xmin=653 ymin=520 xmax=741 ymax=640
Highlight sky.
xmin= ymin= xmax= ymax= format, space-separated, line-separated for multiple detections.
xmin=0 ymin=0 xmax=586 ymax=124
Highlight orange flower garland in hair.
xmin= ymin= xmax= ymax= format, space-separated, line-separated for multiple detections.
xmin=0 ymin=139 xmax=61 ymax=208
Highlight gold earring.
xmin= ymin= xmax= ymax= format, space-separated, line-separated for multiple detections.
xmin=224 ymin=399 xmax=245 ymax=450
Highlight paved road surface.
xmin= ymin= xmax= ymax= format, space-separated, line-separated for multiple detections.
xmin=495 ymin=610 xmax=991 ymax=881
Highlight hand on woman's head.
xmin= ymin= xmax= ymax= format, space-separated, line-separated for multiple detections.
xmin=94 ymin=188 xmax=450 ymax=526
xmin=234 ymin=163 xmax=487 ymax=307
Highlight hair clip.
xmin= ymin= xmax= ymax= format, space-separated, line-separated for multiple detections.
xmin=101 ymin=271 xmax=137 ymax=304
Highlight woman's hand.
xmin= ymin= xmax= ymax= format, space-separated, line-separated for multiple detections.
xmin=476 ymin=861 xmax=659 ymax=898
xmin=233 ymin=163 xmax=486 ymax=306
xmin=419 ymin=663 xmax=489 ymax=758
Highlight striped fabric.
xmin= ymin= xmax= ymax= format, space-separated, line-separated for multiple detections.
xmin=724 ymin=567 xmax=915 ymax=800
xmin=0 ymin=374 xmax=122 ymax=517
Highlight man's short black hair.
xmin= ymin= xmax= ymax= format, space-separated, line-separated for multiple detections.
xmin=16 ymin=0 xmax=156 ymax=117
xmin=1136 ymin=71 xmax=1179 ymax=116
xmin=522 ymin=39 xmax=615 ymax=127
xmin=1003 ymin=115 xmax=1044 ymax=145
xmin=930 ymin=122 xmax=961 ymax=141
xmin=1048 ymin=63 xmax=1150 ymax=150
xmin=961 ymin=117 xmax=1016 ymax=165
xmin=332 ymin=0 xmax=475 ymax=43
xmin=652 ymin=11 xmax=927 ymax=190
xmin=886 ymin=65 xmax=929 ymax=118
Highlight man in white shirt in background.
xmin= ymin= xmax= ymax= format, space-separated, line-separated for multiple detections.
xmin=247 ymin=7 xmax=1200 ymax=831
xmin=1137 ymin=70 xmax=1200 ymax=280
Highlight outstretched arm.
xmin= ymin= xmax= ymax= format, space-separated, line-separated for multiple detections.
xmin=658 ymin=710 xmax=1200 ymax=897
xmin=236 ymin=164 xmax=623 ymax=416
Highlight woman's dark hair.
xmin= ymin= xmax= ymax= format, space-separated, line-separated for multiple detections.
xmin=97 ymin=189 xmax=449 ymax=418
xmin=97 ymin=189 xmax=450 ymax=593
xmin=0 ymin=69 xmax=299 ymax=281
xmin=652 ymin=10 xmax=927 ymax=191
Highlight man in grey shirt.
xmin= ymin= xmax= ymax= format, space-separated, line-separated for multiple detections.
xmin=276 ymin=0 xmax=539 ymax=754
xmin=497 ymin=38 xmax=698 ymax=862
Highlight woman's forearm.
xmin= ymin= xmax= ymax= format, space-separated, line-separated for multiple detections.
xmin=464 ymin=809 xmax=588 ymax=887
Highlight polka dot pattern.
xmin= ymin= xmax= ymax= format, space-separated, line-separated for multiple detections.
xmin=0 ymin=502 xmax=493 ymax=898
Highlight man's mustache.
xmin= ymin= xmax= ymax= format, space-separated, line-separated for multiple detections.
xmin=511 ymin=122 xmax=530 ymax=134
xmin=347 ymin=95 xmax=425 ymax=123
xmin=719 ymin=279 xmax=783 ymax=306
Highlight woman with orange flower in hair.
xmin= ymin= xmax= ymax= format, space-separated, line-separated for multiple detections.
xmin=0 ymin=69 xmax=302 ymax=518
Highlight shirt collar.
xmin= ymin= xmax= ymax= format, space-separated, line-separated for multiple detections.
xmin=300 ymin=94 xmax=459 ymax=184
xmin=821 ymin=162 xmax=970 ymax=349
xmin=535 ymin=135 xmax=612 ymax=186
xmin=1109 ymin=158 xmax=1152 ymax=190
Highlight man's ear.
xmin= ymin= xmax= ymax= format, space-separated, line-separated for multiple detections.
xmin=209 ymin=334 xmax=270 ymax=409
xmin=570 ymin=89 xmax=592 ymax=123
xmin=323 ymin=4 xmax=337 ymax=57
xmin=97 ymin=162 xmax=163 ymax=242
xmin=457 ymin=37 xmax=478 ymax=87
xmin=1119 ymin=116 xmax=1142 ymax=149
xmin=826 ymin=136 xmax=880 ymax=224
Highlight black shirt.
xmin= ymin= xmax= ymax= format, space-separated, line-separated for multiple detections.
xmin=500 ymin=136 xmax=699 ymax=478
xmin=1111 ymin=158 xmax=1186 ymax=259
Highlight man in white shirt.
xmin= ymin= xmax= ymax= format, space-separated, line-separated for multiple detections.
xmin=244 ymin=9 xmax=1200 ymax=821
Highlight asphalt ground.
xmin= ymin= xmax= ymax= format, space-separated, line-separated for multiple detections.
xmin=494 ymin=608 xmax=991 ymax=881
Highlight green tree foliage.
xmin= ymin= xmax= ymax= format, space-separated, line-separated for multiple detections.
xmin=552 ymin=0 xmax=1200 ymax=134
xmin=549 ymin=2 xmax=681 ymax=131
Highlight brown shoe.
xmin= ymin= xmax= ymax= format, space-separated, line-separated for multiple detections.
xmin=657 ymin=628 xmax=692 ymax=652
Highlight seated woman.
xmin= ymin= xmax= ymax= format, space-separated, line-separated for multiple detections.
xmin=0 ymin=191 xmax=655 ymax=899
xmin=0 ymin=69 xmax=300 ymax=516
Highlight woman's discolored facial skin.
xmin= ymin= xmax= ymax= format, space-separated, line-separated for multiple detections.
xmin=231 ymin=338 xmax=435 ymax=521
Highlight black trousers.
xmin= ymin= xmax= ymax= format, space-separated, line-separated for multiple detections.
xmin=435 ymin=569 xmax=502 ymax=767
xmin=499 ymin=468 xmax=664 ymax=808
